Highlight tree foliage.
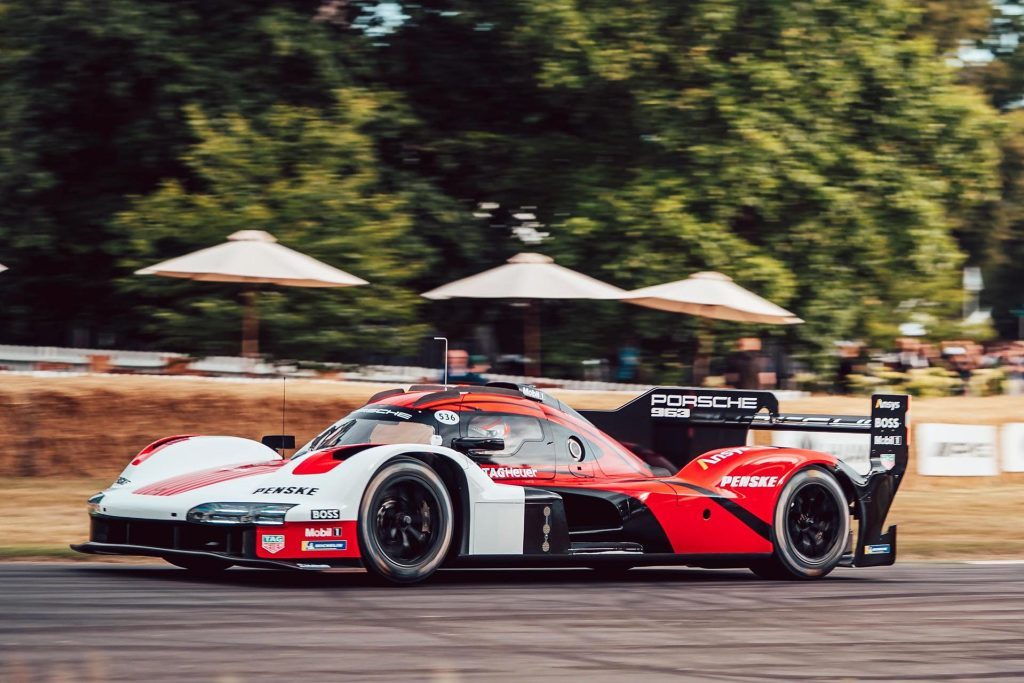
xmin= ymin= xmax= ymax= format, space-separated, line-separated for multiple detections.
xmin=0 ymin=0 xmax=1011 ymax=373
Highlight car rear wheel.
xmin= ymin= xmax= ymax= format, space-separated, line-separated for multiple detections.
xmin=164 ymin=556 xmax=233 ymax=573
xmin=751 ymin=467 xmax=849 ymax=580
xmin=358 ymin=458 xmax=454 ymax=585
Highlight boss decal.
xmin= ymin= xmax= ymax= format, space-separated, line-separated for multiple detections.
xmin=252 ymin=486 xmax=320 ymax=495
xmin=310 ymin=508 xmax=341 ymax=520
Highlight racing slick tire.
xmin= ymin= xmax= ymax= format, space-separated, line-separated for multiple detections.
xmin=358 ymin=458 xmax=454 ymax=585
xmin=751 ymin=466 xmax=850 ymax=580
xmin=163 ymin=556 xmax=233 ymax=573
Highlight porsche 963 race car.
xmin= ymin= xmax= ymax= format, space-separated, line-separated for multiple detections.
xmin=73 ymin=385 xmax=909 ymax=584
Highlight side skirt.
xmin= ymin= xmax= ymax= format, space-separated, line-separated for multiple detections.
xmin=449 ymin=552 xmax=773 ymax=569
xmin=70 ymin=542 xmax=362 ymax=571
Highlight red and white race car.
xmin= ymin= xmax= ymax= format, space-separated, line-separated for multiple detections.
xmin=74 ymin=385 xmax=909 ymax=584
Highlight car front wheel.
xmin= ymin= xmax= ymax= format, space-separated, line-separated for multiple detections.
xmin=358 ymin=458 xmax=454 ymax=585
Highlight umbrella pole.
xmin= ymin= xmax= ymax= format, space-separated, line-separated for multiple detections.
xmin=693 ymin=318 xmax=712 ymax=386
xmin=525 ymin=302 xmax=541 ymax=377
xmin=242 ymin=289 xmax=259 ymax=358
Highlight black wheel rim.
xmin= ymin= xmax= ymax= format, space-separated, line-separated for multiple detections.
xmin=372 ymin=476 xmax=441 ymax=566
xmin=785 ymin=482 xmax=842 ymax=563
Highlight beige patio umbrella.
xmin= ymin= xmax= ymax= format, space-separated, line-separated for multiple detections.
xmin=136 ymin=230 xmax=368 ymax=357
xmin=422 ymin=252 xmax=626 ymax=376
xmin=622 ymin=271 xmax=803 ymax=324
xmin=623 ymin=271 xmax=802 ymax=384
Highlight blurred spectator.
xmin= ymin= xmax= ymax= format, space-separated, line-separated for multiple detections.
xmin=724 ymin=337 xmax=775 ymax=390
xmin=894 ymin=337 xmax=930 ymax=371
xmin=834 ymin=341 xmax=864 ymax=395
xmin=445 ymin=349 xmax=489 ymax=385
xmin=1005 ymin=343 xmax=1024 ymax=396
xmin=616 ymin=342 xmax=640 ymax=382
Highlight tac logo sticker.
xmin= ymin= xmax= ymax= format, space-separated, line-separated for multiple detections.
xmin=434 ymin=410 xmax=460 ymax=425
xmin=261 ymin=534 xmax=285 ymax=554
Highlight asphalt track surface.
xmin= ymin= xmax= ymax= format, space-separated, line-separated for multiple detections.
xmin=2 ymin=562 xmax=1023 ymax=682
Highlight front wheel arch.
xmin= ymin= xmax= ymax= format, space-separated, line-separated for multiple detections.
xmin=356 ymin=456 xmax=456 ymax=585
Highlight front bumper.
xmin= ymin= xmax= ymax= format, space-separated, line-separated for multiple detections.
xmin=71 ymin=514 xmax=360 ymax=570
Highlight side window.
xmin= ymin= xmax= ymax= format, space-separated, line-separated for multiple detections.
xmin=465 ymin=412 xmax=556 ymax=480
xmin=467 ymin=414 xmax=544 ymax=456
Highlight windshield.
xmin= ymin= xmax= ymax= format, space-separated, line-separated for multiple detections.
xmin=295 ymin=414 xmax=436 ymax=457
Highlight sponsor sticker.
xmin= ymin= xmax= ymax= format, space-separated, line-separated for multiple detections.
xmin=304 ymin=527 xmax=343 ymax=538
xmin=520 ymin=386 xmax=544 ymax=401
xmin=864 ymin=544 xmax=891 ymax=555
xmin=356 ymin=407 xmax=412 ymax=420
xmin=434 ymin=410 xmax=460 ymax=425
xmin=696 ymin=447 xmax=750 ymax=470
xmin=252 ymin=486 xmax=320 ymax=495
xmin=650 ymin=393 xmax=758 ymax=419
xmin=311 ymin=508 xmax=341 ymax=520
xmin=880 ymin=453 xmax=896 ymax=470
xmin=302 ymin=540 xmax=348 ymax=551
xmin=719 ymin=475 xmax=780 ymax=488
xmin=873 ymin=435 xmax=902 ymax=446
xmin=261 ymin=534 xmax=285 ymax=554
xmin=113 ymin=476 xmax=131 ymax=487
xmin=874 ymin=399 xmax=902 ymax=411
xmin=874 ymin=417 xmax=901 ymax=430
xmin=482 ymin=466 xmax=538 ymax=479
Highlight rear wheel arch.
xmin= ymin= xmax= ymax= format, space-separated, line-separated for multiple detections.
xmin=754 ymin=464 xmax=851 ymax=580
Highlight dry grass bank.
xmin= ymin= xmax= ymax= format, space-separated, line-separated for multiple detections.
xmin=3 ymin=374 xmax=1024 ymax=488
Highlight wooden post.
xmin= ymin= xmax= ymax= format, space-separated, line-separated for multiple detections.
xmin=524 ymin=301 xmax=541 ymax=377
xmin=242 ymin=289 xmax=259 ymax=358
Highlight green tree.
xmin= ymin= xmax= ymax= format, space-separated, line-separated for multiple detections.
xmin=376 ymin=0 xmax=1001 ymax=365
xmin=117 ymin=92 xmax=453 ymax=359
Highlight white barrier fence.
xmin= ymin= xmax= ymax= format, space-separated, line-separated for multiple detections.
xmin=771 ymin=423 xmax=1024 ymax=476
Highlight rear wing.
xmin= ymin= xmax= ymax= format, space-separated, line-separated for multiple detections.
xmin=578 ymin=388 xmax=909 ymax=477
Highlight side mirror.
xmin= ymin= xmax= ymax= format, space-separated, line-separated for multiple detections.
xmin=262 ymin=435 xmax=296 ymax=450
xmin=451 ymin=437 xmax=505 ymax=454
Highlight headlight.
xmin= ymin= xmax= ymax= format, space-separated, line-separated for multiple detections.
xmin=87 ymin=493 xmax=104 ymax=515
xmin=187 ymin=502 xmax=296 ymax=525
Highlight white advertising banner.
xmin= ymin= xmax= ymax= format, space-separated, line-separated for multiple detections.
xmin=916 ymin=424 xmax=998 ymax=476
xmin=1001 ymin=423 xmax=1024 ymax=473
xmin=772 ymin=431 xmax=871 ymax=475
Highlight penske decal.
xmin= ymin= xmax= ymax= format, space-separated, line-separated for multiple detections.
xmin=719 ymin=475 xmax=779 ymax=488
